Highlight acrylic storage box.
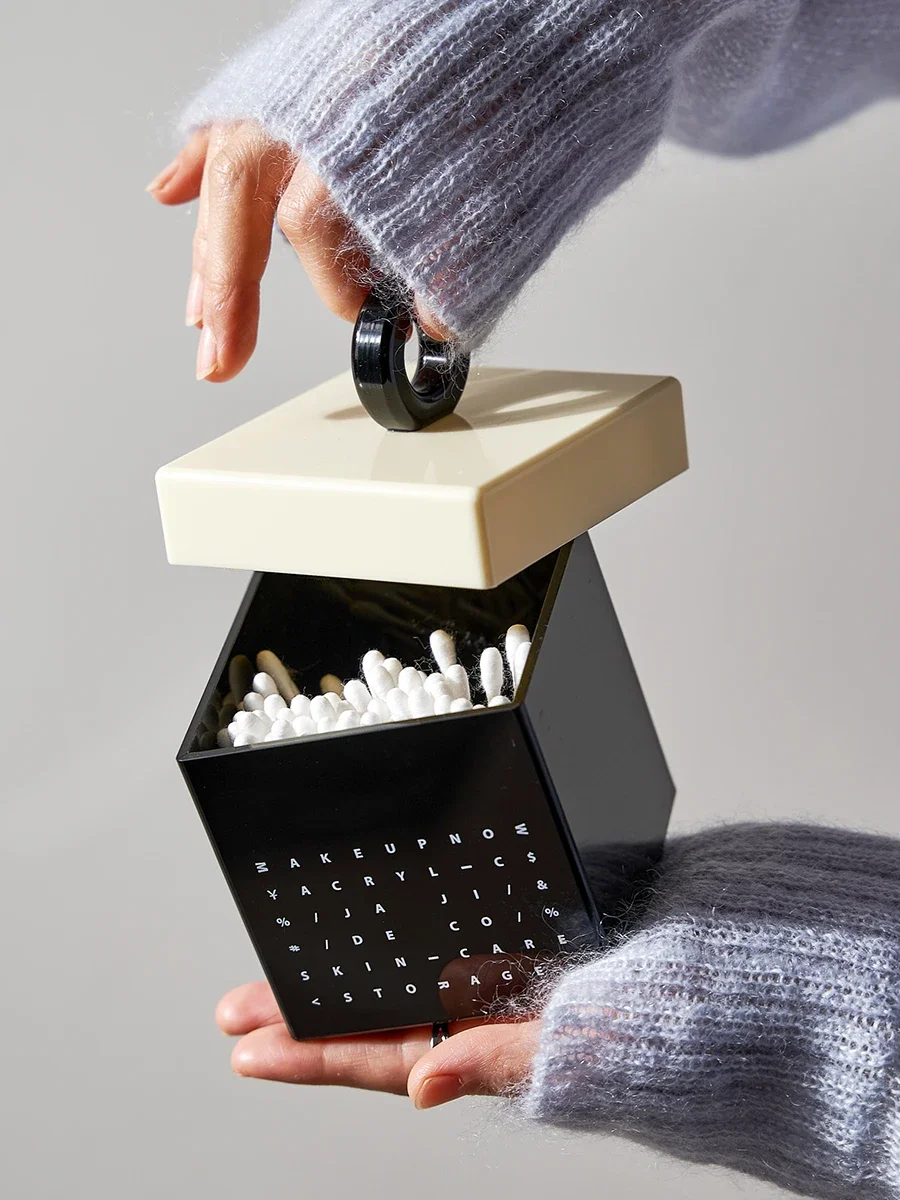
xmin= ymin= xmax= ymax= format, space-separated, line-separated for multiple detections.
xmin=157 ymin=366 xmax=688 ymax=1039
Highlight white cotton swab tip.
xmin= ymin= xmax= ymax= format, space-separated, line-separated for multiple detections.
xmin=505 ymin=625 xmax=530 ymax=673
xmin=398 ymin=666 xmax=423 ymax=694
xmin=252 ymin=672 xmax=278 ymax=698
xmin=367 ymin=697 xmax=391 ymax=722
xmin=433 ymin=694 xmax=452 ymax=715
xmin=233 ymin=732 xmax=261 ymax=746
xmin=479 ymin=646 xmax=504 ymax=702
xmin=361 ymin=651 xmax=385 ymax=694
xmin=234 ymin=710 xmax=265 ymax=731
xmin=243 ymin=692 xmax=266 ymax=713
xmin=408 ymin=689 xmax=434 ymax=718
xmin=386 ymin=688 xmax=410 ymax=720
xmin=450 ymin=697 xmax=473 ymax=713
xmin=488 ymin=695 xmax=511 ymax=707
xmin=366 ymin=663 xmax=394 ymax=700
xmin=290 ymin=694 xmax=311 ymax=718
xmin=383 ymin=657 xmax=402 ymax=686
xmin=513 ymin=641 xmax=531 ymax=691
xmin=336 ymin=710 xmax=361 ymax=731
xmin=343 ymin=679 xmax=372 ymax=713
xmin=444 ymin=664 xmax=470 ymax=701
xmin=429 ymin=629 xmax=456 ymax=673
xmin=360 ymin=711 xmax=382 ymax=726
xmin=292 ymin=715 xmax=317 ymax=737
xmin=269 ymin=718 xmax=294 ymax=739
xmin=263 ymin=693 xmax=288 ymax=720
xmin=310 ymin=695 xmax=333 ymax=723
xmin=316 ymin=715 xmax=337 ymax=734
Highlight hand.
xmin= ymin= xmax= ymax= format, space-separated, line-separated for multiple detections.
xmin=147 ymin=122 xmax=448 ymax=383
xmin=216 ymin=979 xmax=539 ymax=1108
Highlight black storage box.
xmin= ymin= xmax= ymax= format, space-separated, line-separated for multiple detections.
xmin=179 ymin=533 xmax=674 ymax=1039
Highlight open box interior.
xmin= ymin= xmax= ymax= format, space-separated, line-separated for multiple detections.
xmin=182 ymin=545 xmax=565 ymax=757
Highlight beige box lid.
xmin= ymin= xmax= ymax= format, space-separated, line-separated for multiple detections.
xmin=156 ymin=366 xmax=688 ymax=590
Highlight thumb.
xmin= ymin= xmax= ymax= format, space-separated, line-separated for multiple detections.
xmin=407 ymin=1020 xmax=539 ymax=1110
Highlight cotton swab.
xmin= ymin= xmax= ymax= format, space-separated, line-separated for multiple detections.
xmin=504 ymin=625 xmax=530 ymax=677
xmin=263 ymin=693 xmax=288 ymax=721
xmin=208 ymin=622 xmax=532 ymax=750
xmin=228 ymin=655 xmax=253 ymax=707
xmin=310 ymin=695 xmax=333 ymax=723
xmin=386 ymin=688 xmax=410 ymax=721
xmin=255 ymin=650 xmax=300 ymax=701
xmin=398 ymin=666 xmax=423 ymax=694
xmin=367 ymin=663 xmax=395 ymax=700
xmin=320 ymin=674 xmax=344 ymax=698
xmin=367 ymin=697 xmax=391 ymax=722
xmin=444 ymin=664 xmax=470 ymax=701
xmin=429 ymin=630 xmax=456 ymax=674
xmin=343 ymin=679 xmax=372 ymax=713
xmin=513 ymin=641 xmax=531 ymax=691
xmin=252 ymin=672 xmax=278 ymax=698
xmin=479 ymin=647 xmax=504 ymax=702
xmin=408 ymin=689 xmax=434 ymax=718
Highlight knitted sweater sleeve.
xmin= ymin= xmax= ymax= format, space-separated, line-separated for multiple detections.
xmin=180 ymin=1 xmax=900 ymax=346
xmin=524 ymin=824 xmax=900 ymax=1199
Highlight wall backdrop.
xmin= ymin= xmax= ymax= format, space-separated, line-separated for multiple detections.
xmin=2 ymin=2 xmax=898 ymax=1196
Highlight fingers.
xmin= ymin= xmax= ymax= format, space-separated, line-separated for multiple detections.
xmin=216 ymin=980 xmax=284 ymax=1036
xmin=277 ymin=160 xmax=370 ymax=324
xmin=407 ymin=1019 xmax=539 ymax=1109
xmin=149 ymin=128 xmax=458 ymax=382
xmin=231 ymin=1021 xmax=435 ymax=1095
xmin=415 ymin=301 xmax=452 ymax=343
xmin=147 ymin=129 xmax=211 ymax=206
xmin=197 ymin=124 xmax=295 ymax=381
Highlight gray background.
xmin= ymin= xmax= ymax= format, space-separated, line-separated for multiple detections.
xmin=2 ymin=1 xmax=898 ymax=1196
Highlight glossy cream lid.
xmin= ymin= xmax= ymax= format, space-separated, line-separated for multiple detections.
xmin=156 ymin=366 xmax=687 ymax=589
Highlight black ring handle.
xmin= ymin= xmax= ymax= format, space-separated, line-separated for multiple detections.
xmin=351 ymin=284 xmax=469 ymax=431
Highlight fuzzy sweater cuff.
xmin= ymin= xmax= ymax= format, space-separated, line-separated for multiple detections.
xmin=180 ymin=0 xmax=677 ymax=347
xmin=180 ymin=0 xmax=899 ymax=346
xmin=524 ymin=824 xmax=900 ymax=1199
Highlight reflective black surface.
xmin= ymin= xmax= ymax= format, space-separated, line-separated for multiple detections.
xmin=351 ymin=283 xmax=469 ymax=431
xmin=178 ymin=536 xmax=674 ymax=1038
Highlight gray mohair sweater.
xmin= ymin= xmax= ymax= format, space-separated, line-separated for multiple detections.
xmin=525 ymin=824 xmax=900 ymax=1199
xmin=181 ymin=0 xmax=900 ymax=346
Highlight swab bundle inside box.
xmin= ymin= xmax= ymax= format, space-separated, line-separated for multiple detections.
xmin=156 ymin=363 xmax=687 ymax=1039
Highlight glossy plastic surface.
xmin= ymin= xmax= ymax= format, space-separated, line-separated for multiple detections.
xmin=351 ymin=284 xmax=470 ymax=431
xmin=178 ymin=536 xmax=674 ymax=1039
xmin=156 ymin=367 xmax=687 ymax=588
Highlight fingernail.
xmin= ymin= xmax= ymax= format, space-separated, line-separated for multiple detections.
xmin=413 ymin=1074 xmax=463 ymax=1110
xmin=196 ymin=326 xmax=217 ymax=381
xmin=146 ymin=160 xmax=178 ymax=193
xmin=185 ymin=273 xmax=204 ymax=327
